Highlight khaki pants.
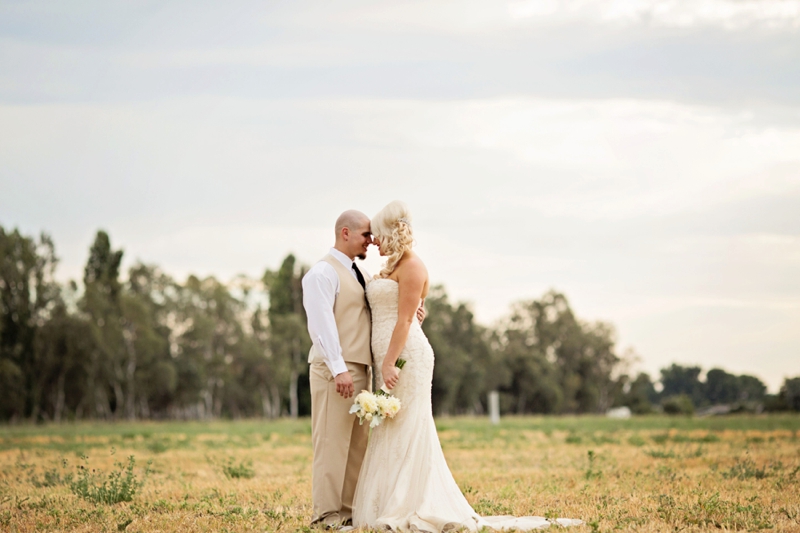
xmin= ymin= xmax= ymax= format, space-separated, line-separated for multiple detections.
xmin=310 ymin=361 xmax=371 ymax=525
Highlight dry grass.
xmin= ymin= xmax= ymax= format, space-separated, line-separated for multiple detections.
xmin=1 ymin=415 xmax=799 ymax=532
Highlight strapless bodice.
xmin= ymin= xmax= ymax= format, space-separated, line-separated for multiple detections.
xmin=365 ymin=277 xmax=433 ymax=400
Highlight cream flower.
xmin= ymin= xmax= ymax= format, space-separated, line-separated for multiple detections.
xmin=375 ymin=396 xmax=390 ymax=413
xmin=384 ymin=397 xmax=402 ymax=418
xmin=357 ymin=391 xmax=378 ymax=413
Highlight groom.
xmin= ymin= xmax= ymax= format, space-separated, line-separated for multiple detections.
xmin=302 ymin=210 xmax=374 ymax=529
xmin=302 ymin=210 xmax=424 ymax=529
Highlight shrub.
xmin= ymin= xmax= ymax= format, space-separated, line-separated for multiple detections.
xmin=662 ymin=394 xmax=694 ymax=416
xmin=70 ymin=455 xmax=151 ymax=504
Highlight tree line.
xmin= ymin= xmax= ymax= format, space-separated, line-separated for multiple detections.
xmin=1 ymin=226 xmax=798 ymax=422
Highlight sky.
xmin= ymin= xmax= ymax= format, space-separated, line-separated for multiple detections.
xmin=1 ymin=0 xmax=799 ymax=391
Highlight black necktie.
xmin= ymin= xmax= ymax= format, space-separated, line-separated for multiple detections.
xmin=352 ymin=263 xmax=366 ymax=290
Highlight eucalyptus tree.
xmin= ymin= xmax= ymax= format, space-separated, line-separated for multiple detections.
xmin=781 ymin=377 xmax=800 ymax=411
xmin=494 ymin=297 xmax=562 ymax=414
xmin=620 ymin=372 xmax=659 ymax=414
xmin=493 ymin=290 xmax=623 ymax=414
xmin=264 ymin=254 xmax=310 ymax=419
xmin=0 ymin=227 xmax=61 ymax=421
xmin=659 ymin=364 xmax=705 ymax=407
xmin=422 ymin=285 xmax=493 ymax=415
xmin=124 ymin=263 xmax=175 ymax=418
xmin=169 ymin=274 xmax=250 ymax=418
xmin=246 ymin=304 xmax=282 ymax=418
xmin=80 ymin=230 xmax=123 ymax=417
xmin=32 ymin=300 xmax=93 ymax=421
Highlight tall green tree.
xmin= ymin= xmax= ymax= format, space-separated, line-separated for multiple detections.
xmin=170 ymin=275 xmax=250 ymax=418
xmin=660 ymin=364 xmax=704 ymax=407
xmin=620 ymin=372 xmax=658 ymax=414
xmin=779 ymin=377 xmax=800 ymax=412
xmin=736 ymin=374 xmax=766 ymax=402
xmin=81 ymin=230 xmax=125 ymax=418
xmin=494 ymin=291 xmax=623 ymax=414
xmin=494 ymin=294 xmax=563 ymax=414
xmin=33 ymin=301 xmax=93 ymax=421
xmin=245 ymin=304 xmax=282 ymax=418
xmin=0 ymin=227 xmax=60 ymax=421
xmin=422 ymin=285 xmax=493 ymax=415
xmin=264 ymin=254 xmax=310 ymax=419
xmin=704 ymin=368 xmax=741 ymax=404
xmin=124 ymin=263 xmax=174 ymax=418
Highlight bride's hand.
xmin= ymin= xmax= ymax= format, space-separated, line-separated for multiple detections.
xmin=382 ymin=363 xmax=400 ymax=390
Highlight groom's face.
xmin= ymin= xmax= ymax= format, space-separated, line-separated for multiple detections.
xmin=346 ymin=219 xmax=373 ymax=261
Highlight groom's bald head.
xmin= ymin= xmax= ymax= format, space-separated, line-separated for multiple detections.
xmin=334 ymin=210 xmax=372 ymax=260
xmin=335 ymin=210 xmax=369 ymax=236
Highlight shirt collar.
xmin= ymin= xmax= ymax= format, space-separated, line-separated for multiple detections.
xmin=329 ymin=248 xmax=354 ymax=270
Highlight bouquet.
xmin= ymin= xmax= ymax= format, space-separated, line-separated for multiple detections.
xmin=349 ymin=359 xmax=405 ymax=428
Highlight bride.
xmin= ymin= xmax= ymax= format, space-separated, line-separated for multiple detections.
xmin=352 ymin=201 xmax=581 ymax=532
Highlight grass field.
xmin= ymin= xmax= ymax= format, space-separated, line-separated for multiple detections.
xmin=1 ymin=415 xmax=799 ymax=532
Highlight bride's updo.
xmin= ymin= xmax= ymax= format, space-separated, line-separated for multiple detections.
xmin=371 ymin=200 xmax=414 ymax=278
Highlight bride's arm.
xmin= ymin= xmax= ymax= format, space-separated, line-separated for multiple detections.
xmin=381 ymin=263 xmax=426 ymax=390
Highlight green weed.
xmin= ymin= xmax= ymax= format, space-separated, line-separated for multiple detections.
xmin=685 ymin=492 xmax=773 ymax=530
xmin=645 ymin=449 xmax=676 ymax=459
xmin=69 ymin=454 xmax=151 ymax=504
xmin=658 ymin=491 xmax=772 ymax=530
xmin=473 ymin=497 xmax=512 ymax=515
xmin=686 ymin=445 xmax=705 ymax=458
xmin=724 ymin=457 xmax=771 ymax=480
xmin=650 ymin=433 xmax=669 ymax=444
xmin=627 ymin=435 xmax=646 ymax=447
xmin=28 ymin=459 xmax=73 ymax=488
xmin=585 ymin=450 xmax=601 ymax=480
xmin=656 ymin=494 xmax=676 ymax=523
xmin=590 ymin=434 xmax=618 ymax=445
xmin=221 ymin=457 xmax=255 ymax=479
xmin=146 ymin=439 xmax=170 ymax=454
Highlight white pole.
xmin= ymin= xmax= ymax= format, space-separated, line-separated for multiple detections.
xmin=489 ymin=391 xmax=500 ymax=425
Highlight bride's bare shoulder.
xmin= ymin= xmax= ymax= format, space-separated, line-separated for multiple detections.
xmin=394 ymin=254 xmax=429 ymax=295
xmin=398 ymin=252 xmax=427 ymax=276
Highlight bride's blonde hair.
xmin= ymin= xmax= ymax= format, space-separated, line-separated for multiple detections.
xmin=372 ymin=200 xmax=414 ymax=278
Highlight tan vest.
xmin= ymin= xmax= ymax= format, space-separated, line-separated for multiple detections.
xmin=308 ymin=255 xmax=372 ymax=366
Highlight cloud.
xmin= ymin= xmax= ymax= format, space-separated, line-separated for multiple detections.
xmin=2 ymin=95 xmax=797 ymax=292
xmin=284 ymin=0 xmax=800 ymax=34
xmin=509 ymin=0 xmax=800 ymax=30
xmin=1 ymin=1 xmax=799 ymax=390
xmin=322 ymin=97 xmax=800 ymax=219
xmin=4 ymin=97 xmax=799 ymax=237
xmin=2 ymin=1 xmax=799 ymax=107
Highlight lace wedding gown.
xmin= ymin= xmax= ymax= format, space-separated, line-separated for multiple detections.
xmin=352 ymin=279 xmax=581 ymax=532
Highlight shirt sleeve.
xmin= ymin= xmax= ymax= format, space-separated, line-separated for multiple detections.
xmin=302 ymin=263 xmax=348 ymax=377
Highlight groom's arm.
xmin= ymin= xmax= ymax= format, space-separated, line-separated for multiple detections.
xmin=302 ymin=264 xmax=353 ymax=397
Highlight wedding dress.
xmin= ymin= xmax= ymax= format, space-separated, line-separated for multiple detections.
xmin=352 ymin=279 xmax=581 ymax=532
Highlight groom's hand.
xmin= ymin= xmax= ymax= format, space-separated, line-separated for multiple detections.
xmin=416 ymin=303 xmax=426 ymax=324
xmin=334 ymin=371 xmax=354 ymax=399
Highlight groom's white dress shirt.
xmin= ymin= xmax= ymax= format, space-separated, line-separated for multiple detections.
xmin=302 ymin=247 xmax=363 ymax=377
